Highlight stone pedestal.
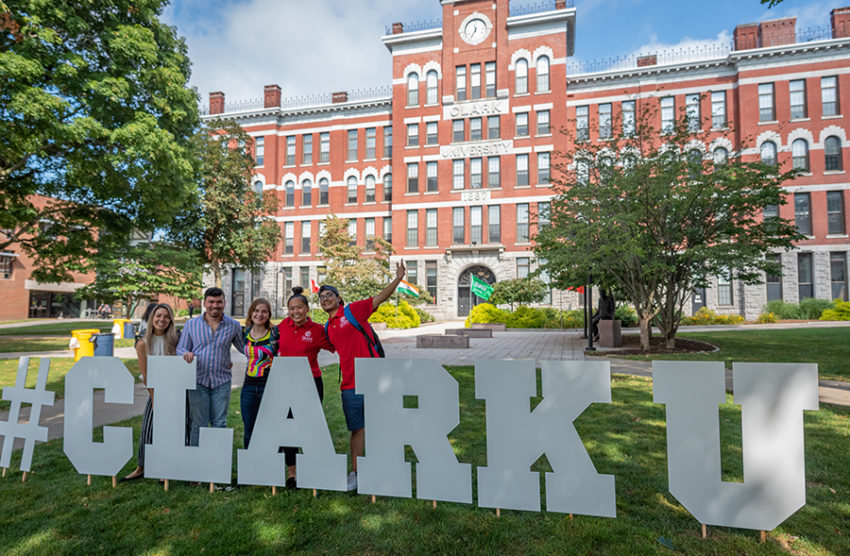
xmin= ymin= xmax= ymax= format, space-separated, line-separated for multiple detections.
xmin=416 ymin=334 xmax=470 ymax=348
xmin=445 ymin=328 xmax=493 ymax=338
xmin=471 ymin=323 xmax=506 ymax=332
xmin=598 ymin=319 xmax=622 ymax=347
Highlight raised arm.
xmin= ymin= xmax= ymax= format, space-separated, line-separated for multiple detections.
xmin=373 ymin=261 xmax=406 ymax=310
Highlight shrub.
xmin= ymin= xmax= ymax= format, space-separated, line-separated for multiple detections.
xmin=415 ymin=307 xmax=435 ymax=323
xmin=757 ymin=312 xmax=778 ymax=324
xmin=764 ymin=300 xmax=797 ymax=319
xmin=309 ymin=308 xmax=328 ymax=325
xmin=176 ymin=308 xmax=190 ymax=318
xmin=798 ymin=298 xmax=834 ymax=320
xmin=369 ymin=301 xmax=420 ymax=328
xmin=614 ymin=304 xmax=638 ymax=327
xmin=821 ymin=299 xmax=850 ymax=321
xmin=465 ymin=303 xmax=508 ymax=327
xmin=504 ymin=305 xmax=547 ymax=328
xmin=682 ymin=307 xmax=744 ymax=325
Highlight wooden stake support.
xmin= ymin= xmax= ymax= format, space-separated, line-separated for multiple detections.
xmin=569 ymin=514 xmax=573 ymax=520
xmin=272 ymin=486 xmax=277 ymax=496
xmin=313 ymin=489 xmax=317 ymax=498
xmin=2 ymin=467 xmax=6 ymax=477
xmin=209 ymin=482 xmax=214 ymax=493
xmin=164 ymin=479 xmax=169 ymax=492
xmin=496 ymin=508 xmax=501 ymax=518
xmin=760 ymin=530 xmax=766 ymax=543
xmin=432 ymin=500 xmax=437 ymax=509
xmin=371 ymin=495 xmax=376 ymax=504
xmin=86 ymin=474 xmax=91 ymax=486
xmin=701 ymin=524 xmax=707 ymax=539
xmin=21 ymin=471 xmax=28 ymax=483
xmin=112 ymin=476 xmax=117 ymax=488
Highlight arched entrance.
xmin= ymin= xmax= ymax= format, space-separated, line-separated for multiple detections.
xmin=457 ymin=265 xmax=496 ymax=317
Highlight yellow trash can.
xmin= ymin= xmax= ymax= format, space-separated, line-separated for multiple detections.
xmin=70 ymin=329 xmax=100 ymax=361
xmin=112 ymin=318 xmax=131 ymax=339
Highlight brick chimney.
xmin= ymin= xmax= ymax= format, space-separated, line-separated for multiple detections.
xmin=209 ymin=91 xmax=225 ymax=115
xmin=555 ymin=0 xmax=566 ymax=9
xmin=759 ymin=17 xmax=796 ymax=47
xmin=392 ymin=22 xmax=403 ymax=34
xmin=332 ymin=91 xmax=348 ymax=103
xmin=636 ymin=54 xmax=657 ymax=67
xmin=733 ymin=23 xmax=758 ymax=50
xmin=264 ymin=84 xmax=281 ymax=108
xmin=831 ymin=7 xmax=850 ymax=39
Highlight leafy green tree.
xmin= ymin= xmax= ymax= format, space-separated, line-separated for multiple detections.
xmin=317 ymin=214 xmax=393 ymax=301
xmin=77 ymin=240 xmax=203 ymax=318
xmin=535 ymin=104 xmax=803 ymax=351
xmin=488 ymin=277 xmax=548 ymax=310
xmin=173 ymin=119 xmax=279 ymax=287
xmin=0 ymin=0 xmax=199 ymax=282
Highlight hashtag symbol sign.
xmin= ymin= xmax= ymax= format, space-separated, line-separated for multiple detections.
xmin=0 ymin=357 xmax=55 ymax=473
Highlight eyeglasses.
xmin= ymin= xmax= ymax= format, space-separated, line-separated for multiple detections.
xmin=318 ymin=292 xmax=337 ymax=301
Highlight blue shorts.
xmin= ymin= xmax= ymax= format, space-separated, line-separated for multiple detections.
xmin=341 ymin=388 xmax=364 ymax=431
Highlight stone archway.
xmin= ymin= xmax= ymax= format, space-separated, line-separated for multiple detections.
xmin=457 ymin=265 xmax=496 ymax=317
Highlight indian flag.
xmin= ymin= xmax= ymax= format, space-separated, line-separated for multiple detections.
xmin=397 ymin=279 xmax=420 ymax=298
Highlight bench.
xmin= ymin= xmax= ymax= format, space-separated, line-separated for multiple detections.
xmin=416 ymin=334 xmax=470 ymax=349
xmin=445 ymin=328 xmax=493 ymax=338
xmin=470 ymin=323 xmax=506 ymax=332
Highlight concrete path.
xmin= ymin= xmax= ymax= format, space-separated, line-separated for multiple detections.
xmin=1 ymin=321 xmax=848 ymax=449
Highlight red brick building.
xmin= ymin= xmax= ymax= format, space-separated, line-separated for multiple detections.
xmin=205 ymin=0 xmax=850 ymax=320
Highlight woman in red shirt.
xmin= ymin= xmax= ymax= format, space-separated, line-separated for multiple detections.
xmin=277 ymin=286 xmax=334 ymax=488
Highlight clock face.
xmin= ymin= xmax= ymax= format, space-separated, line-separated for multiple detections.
xmin=461 ymin=16 xmax=490 ymax=45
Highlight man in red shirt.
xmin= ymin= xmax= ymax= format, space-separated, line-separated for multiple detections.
xmin=320 ymin=261 xmax=405 ymax=491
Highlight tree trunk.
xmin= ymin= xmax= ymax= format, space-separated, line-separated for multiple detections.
xmin=664 ymin=328 xmax=676 ymax=350
xmin=212 ymin=261 xmax=222 ymax=288
xmin=638 ymin=315 xmax=652 ymax=352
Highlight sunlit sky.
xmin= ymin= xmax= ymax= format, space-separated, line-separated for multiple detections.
xmin=161 ymin=0 xmax=846 ymax=105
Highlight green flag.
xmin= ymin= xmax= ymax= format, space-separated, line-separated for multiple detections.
xmin=471 ymin=275 xmax=494 ymax=300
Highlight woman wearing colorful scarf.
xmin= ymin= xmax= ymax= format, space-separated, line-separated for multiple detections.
xmin=241 ymin=298 xmax=280 ymax=451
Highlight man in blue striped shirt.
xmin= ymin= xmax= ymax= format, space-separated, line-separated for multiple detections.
xmin=177 ymin=287 xmax=245 ymax=446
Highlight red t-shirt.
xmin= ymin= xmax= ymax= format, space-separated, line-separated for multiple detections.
xmin=325 ymin=297 xmax=376 ymax=390
xmin=277 ymin=317 xmax=334 ymax=378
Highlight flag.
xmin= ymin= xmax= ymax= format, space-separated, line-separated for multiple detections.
xmin=471 ymin=275 xmax=494 ymax=300
xmin=567 ymin=286 xmax=585 ymax=294
xmin=310 ymin=278 xmax=320 ymax=294
xmin=397 ymin=279 xmax=420 ymax=298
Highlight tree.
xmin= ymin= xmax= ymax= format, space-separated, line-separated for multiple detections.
xmin=317 ymin=214 xmax=393 ymax=301
xmin=173 ymin=119 xmax=279 ymax=287
xmin=488 ymin=277 xmax=548 ymax=310
xmin=76 ymin=240 xmax=204 ymax=318
xmin=535 ymin=103 xmax=803 ymax=351
xmin=0 ymin=1 xmax=199 ymax=282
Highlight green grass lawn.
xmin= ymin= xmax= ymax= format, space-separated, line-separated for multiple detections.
xmin=0 ymin=337 xmax=71 ymax=353
xmin=0 ymin=321 xmax=116 ymax=336
xmin=1 ymin=367 xmax=847 ymax=554
xmin=622 ymin=327 xmax=850 ymax=382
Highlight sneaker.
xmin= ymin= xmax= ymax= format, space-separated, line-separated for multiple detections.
xmin=286 ymin=477 xmax=297 ymax=490
xmin=347 ymin=471 xmax=357 ymax=491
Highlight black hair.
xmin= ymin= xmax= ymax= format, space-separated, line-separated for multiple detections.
xmin=204 ymin=287 xmax=225 ymax=299
xmin=287 ymin=286 xmax=309 ymax=308
xmin=140 ymin=302 xmax=158 ymax=323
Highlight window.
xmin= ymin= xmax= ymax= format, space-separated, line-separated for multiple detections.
xmin=515 ymin=58 xmax=528 ymax=94
xmin=488 ymin=156 xmax=500 ymax=188
xmin=426 ymin=70 xmax=438 ymax=105
xmin=425 ymin=209 xmax=438 ymax=246
xmin=453 ymin=207 xmax=465 ymax=244
xmin=0 ymin=254 xmax=13 ymax=279
xmin=828 ymin=191 xmax=845 ymax=235
xmin=282 ymin=267 xmax=292 ymax=295
xmin=537 ymin=110 xmax=550 ymax=135
xmin=470 ymin=158 xmax=483 ymax=189
xmin=284 ymin=222 xmax=294 ymax=254
xmin=825 ymin=136 xmax=843 ymax=171
xmin=485 ymin=62 xmax=496 ymax=97
xmin=538 ymin=201 xmax=550 ymax=230
xmin=470 ymin=63 xmax=481 ymax=99
xmin=348 ymin=220 xmax=357 ymax=247
xmin=407 ymin=73 xmax=419 ymax=106
xmin=426 ymin=261 xmax=437 ymax=301
xmin=598 ymin=103 xmax=612 ymax=139
xmin=686 ymin=93 xmax=700 ymax=131
xmin=488 ymin=115 xmax=500 ymax=139
xmin=253 ymin=180 xmax=263 ymax=195
xmin=516 ymin=113 xmax=528 ymax=136
xmin=536 ymin=56 xmax=550 ymax=92
xmin=456 ymin=66 xmax=466 ymax=101
xmin=760 ymin=141 xmax=777 ymax=166
xmin=426 ymin=161 xmax=438 ymax=192
xmin=320 ymin=132 xmax=330 ymax=162
xmin=302 ymin=134 xmax=313 ymax=164
xmin=576 ymin=106 xmax=589 ymax=141
xmin=470 ymin=117 xmax=482 ymax=141
xmin=711 ymin=91 xmax=726 ymax=128
xmin=537 ymin=152 xmax=550 ymax=184
xmin=384 ymin=126 xmax=392 ymax=158
xmin=407 ymin=261 xmax=418 ymax=285
xmin=766 ymin=253 xmax=782 ymax=301
xmin=516 ymin=154 xmax=529 ymax=186
xmin=383 ymin=173 xmax=392 ymax=202
xmin=407 ymin=163 xmax=418 ymax=193
xmin=302 ymin=179 xmax=312 ymax=206
xmin=717 ymin=270 xmax=732 ymax=305
xmin=383 ymin=216 xmax=392 ymax=243
xmin=255 ymin=136 xmax=264 ymax=166
xmin=660 ymin=96 xmax=675 ymax=133
xmin=622 ymin=100 xmax=636 ymax=135
xmin=365 ymin=175 xmax=376 ymax=203
xmin=453 ymin=119 xmax=464 ymax=142
xmin=365 ymin=127 xmax=376 ymax=159
xmin=764 ymin=204 xmax=779 ymax=220
xmin=406 ymin=210 xmax=418 ymax=247
xmin=488 ymin=205 xmax=500 ymax=243
xmin=713 ymin=147 xmax=729 ymax=165
xmin=798 ymin=253 xmax=813 ymax=299
xmin=831 ymin=252 xmax=848 ymax=300
xmin=301 ymin=221 xmax=311 ymax=253
xmin=792 ymin=139 xmax=809 ymax=171
xmin=789 ymin=80 xmax=807 ymax=119
xmin=759 ymin=83 xmax=775 ymax=121
xmin=516 ymin=203 xmax=529 ymax=242
xmin=576 ymin=158 xmax=590 ymax=184
xmin=300 ymin=267 xmax=310 ymax=289
xmin=822 ymin=76 xmax=839 ymax=116
xmin=470 ymin=206 xmax=483 ymax=244
xmin=319 ymin=178 xmax=329 ymax=205
xmin=365 ymin=218 xmax=375 ymax=251
xmin=453 ymin=159 xmax=465 ymax=189
xmin=347 ymin=129 xmax=358 ymax=160
xmin=407 ymin=123 xmax=419 ymax=147
xmin=426 ymin=122 xmax=438 ymax=145
xmin=285 ymin=180 xmax=295 ymax=207
xmin=286 ymin=136 xmax=296 ymax=165
xmin=510 ymin=258 xmax=529 ymax=281
xmin=795 ymin=192 xmax=811 ymax=236
xmin=347 ymin=176 xmax=358 ymax=203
